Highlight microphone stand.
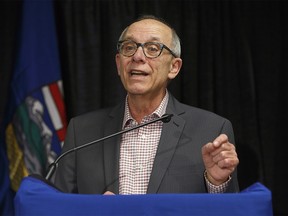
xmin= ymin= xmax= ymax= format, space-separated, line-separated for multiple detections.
xmin=45 ymin=113 xmax=173 ymax=180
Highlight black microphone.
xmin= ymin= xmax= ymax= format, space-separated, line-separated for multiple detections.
xmin=45 ymin=113 xmax=173 ymax=180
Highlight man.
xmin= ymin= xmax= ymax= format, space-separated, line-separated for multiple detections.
xmin=54 ymin=15 xmax=239 ymax=194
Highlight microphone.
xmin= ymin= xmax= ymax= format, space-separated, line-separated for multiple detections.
xmin=45 ymin=113 xmax=173 ymax=180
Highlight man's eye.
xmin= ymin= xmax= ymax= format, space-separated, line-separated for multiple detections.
xmin=146 ymin=45 xmax=160 ymax=52
xmin=124 ymin=45 xmax=135 ymax=51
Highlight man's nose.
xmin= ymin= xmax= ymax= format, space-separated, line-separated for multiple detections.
xmin=132 ymin=46 xmax=146 ymax=61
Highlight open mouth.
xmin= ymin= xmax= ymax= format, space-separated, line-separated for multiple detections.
xmin=130 ymin=70 xmax=149 ymax=76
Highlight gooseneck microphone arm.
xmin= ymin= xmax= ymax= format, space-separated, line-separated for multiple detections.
xmin=45 ymin=113 xmax=173 ymax=180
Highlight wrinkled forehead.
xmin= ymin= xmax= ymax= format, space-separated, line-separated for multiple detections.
xmin=124 ymin=19 xmax=173 ymax=44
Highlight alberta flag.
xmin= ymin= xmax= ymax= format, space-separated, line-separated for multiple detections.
xmin=0 ymin=0 xmax=67 ymax=214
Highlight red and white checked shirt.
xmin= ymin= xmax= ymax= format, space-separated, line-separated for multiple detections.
xmin=119 ymin=91 xmax=230 ymax=194
xmin=119 ymin=92 xmax=168 ymax=194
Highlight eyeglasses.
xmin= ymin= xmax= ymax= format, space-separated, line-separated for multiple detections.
xmin=117 ymin=40 xmax=177 ymax=59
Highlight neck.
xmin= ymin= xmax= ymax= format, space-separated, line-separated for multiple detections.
xmin=127 ymin=90 xmax=166 ymax=123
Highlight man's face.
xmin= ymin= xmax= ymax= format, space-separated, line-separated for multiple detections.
xmin=115 ymin=19 xmax=182 ymax=98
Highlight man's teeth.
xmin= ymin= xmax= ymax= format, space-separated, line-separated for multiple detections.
xmin=131 ymin=71 xmax=147 ymax=75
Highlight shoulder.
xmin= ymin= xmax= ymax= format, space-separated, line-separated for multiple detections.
xmin=168 ymin=93 xmax=229 ymax=122
xmin=168 ymin=94 xmax=234 ymax=136
xmin=71 ymin=108 xmax=111 ymax=123
xmin=68 ymin=102 xmax=124 ymax=127
xmin=184 ymin=103 xmax=226 ymax=121
xmin=168 ymin=94 xmax=235 ymax=143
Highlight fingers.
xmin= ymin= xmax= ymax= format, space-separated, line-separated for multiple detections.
xmin=202 ymin=134 xmax=239 ymax=169
xmin=210 ymin=142 xmax=236 ymax=157
xmin=212 ymin=152 xmax=239 ymax=169
xmin=202 ymin=134 xmax=239 ymax=184
xmin=202 ymin=134 xmax=233 ymax=154
xmin=212 ymin=134 xmax=228 ymax=147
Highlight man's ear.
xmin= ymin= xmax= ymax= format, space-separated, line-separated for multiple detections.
xmin=168 ymin=58 xmax=182 ymax=80
xmin=115 ymin=54 xmax=121 ymax=76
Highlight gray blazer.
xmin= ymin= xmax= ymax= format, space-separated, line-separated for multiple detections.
xmin=54 ymin=93 xmax=239 ymax=194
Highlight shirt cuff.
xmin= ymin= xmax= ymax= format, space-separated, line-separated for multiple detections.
xmin=204 ymin=170 xmax=231 ymax=193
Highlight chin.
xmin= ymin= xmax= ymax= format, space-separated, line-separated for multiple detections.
xmin=126 ymin=85 xmax=148 ymax=94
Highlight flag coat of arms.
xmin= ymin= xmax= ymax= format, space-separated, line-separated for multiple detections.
xmin=1 ymin=1 xmax=67 ymax=207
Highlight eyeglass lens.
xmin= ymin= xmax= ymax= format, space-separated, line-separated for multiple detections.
xmin=119 ymin=41 xmax=163 ymax=58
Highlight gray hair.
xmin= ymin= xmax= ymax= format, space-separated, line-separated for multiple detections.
xmin=118 ymin=15 xmax=181 ymax=57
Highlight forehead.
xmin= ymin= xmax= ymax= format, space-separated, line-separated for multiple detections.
xmin=124 ymin=19 xmax=173 ymax=44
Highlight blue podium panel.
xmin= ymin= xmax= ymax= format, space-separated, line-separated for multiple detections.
xmin=14 ymin=176 xmax=273 ymax=216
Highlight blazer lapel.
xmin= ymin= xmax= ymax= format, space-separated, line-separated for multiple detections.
xmin=103 ymin=103 xmax=124 ymax=194
xmin=102 ymin=94 xmax=185 ymax=194
xmin=147 ymin=96 xmax=186 ymax=193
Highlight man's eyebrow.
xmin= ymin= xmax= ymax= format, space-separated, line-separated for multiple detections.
xmin=149 ymin=36 xmax=161 ymax=42
xmin=123 ymin=36 xmax=162 ymax=42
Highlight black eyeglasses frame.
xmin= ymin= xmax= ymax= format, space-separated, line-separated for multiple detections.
xmin=117 ymin=40 xmax=177 ymax=59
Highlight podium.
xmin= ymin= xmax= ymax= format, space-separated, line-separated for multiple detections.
xmin=14 ymin=176 xmax=273 ymax=216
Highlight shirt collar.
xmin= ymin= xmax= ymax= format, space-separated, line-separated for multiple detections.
xmin=123 ymin=90 xmax=169 ymax=128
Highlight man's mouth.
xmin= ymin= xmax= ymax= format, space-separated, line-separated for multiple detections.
xmin=130 ymin=70 xmax=149 ymax=76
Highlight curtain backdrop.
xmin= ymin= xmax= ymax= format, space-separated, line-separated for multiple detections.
xmin=1 ymin=0 xmax=287 ymax=215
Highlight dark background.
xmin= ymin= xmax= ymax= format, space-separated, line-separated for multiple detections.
xmin=1 ymin=0 xmax=287 ymax=215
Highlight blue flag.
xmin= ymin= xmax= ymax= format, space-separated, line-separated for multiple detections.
xmin=0 ymin=0 xmax=67 ymax=214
